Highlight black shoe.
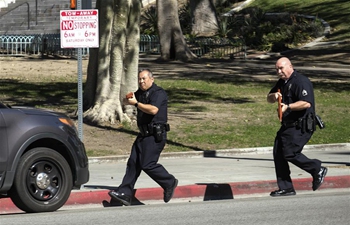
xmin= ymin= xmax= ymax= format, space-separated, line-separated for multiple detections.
xmin=312 ymin=166 xmax=328 ymax=191
xmin=108 ymin=190 xmax=131 ymax=206
xmin=164 ymin=178 xmax=178 ymax=203
xmin=270 ymin=188 xmax=296 ymax=197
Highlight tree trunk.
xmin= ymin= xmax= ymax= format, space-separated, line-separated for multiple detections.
xmin=190 ymin=0 xmax=219 ymax=37
xmin=83 ymin=0 xmax=140 ymax=125
xmin=157 ymin=0 xmax=196 ymax=61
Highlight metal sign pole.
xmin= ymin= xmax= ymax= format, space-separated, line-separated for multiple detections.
xmin=77 ymin=0 xmax=83 ymax=141
xmin=61 ymin=1 xmax=96 ymax=141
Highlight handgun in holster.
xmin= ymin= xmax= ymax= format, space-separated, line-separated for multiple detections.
xmin=154 ymin=124 xmax=164 ymax=142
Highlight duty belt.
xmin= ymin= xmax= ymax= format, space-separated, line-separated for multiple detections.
xmin=281 ymin=120 xmax=302 ymax=128
xmin=138 ymin=123 xmax=170 ymax=137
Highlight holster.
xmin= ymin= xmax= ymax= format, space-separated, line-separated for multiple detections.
xmin=305 ymin=113 xmax=316 ymax=133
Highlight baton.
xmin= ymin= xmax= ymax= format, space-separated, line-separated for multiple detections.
xmin=277 ymin=89 xmax=282 ymax=122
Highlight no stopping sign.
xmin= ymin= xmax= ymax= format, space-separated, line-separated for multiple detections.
xmin=60 ymin=9 xmax=99 ymax=48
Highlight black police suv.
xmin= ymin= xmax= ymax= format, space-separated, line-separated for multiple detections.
xmin=0 ymin=102 xmax=89 ymax=213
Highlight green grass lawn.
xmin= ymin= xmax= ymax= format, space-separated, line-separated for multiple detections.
xmin=158 ymin=77 xmax=350 ymax=152
xmin=1 ymin=70 xmax=348 ymax=153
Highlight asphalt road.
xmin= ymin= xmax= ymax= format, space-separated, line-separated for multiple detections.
xmin=1 ymin=191 xmax=349 ymax=225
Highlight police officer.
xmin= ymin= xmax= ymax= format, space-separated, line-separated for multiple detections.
xmin=109 ymin=69 xmax=178 ymax=206
xmin=267 ymin=57 xmax=327 ymax=197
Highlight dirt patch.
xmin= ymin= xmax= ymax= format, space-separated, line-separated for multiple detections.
xmin=1 ymin=46 xmax=349 ymax=156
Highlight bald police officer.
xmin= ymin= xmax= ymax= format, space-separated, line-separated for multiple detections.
xmin=109 ymin=69 xmax=178 ymax=205
xmin=267 ymin=57 xmax=327 ymax=197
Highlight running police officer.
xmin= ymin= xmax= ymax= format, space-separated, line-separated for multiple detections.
xmin=109 ymin=69 xmax=178 ymax=206
xmin=267 ymin=57 xmax=327 ymax=197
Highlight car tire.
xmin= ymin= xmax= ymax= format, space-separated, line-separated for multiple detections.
xmin=9 ymin=147 xmax=73 ymax=213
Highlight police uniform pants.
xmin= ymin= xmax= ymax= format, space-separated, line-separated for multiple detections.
xmin=118 ymin=133 xmax=175 ymax=196
xmin=273 ymin=126 xmax=321 ymax=190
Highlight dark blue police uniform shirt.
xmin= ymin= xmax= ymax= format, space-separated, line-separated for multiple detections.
xmin=134 ymin=83 xmax=168 ymax=126
xmin=269 ymin=70 xmax=315 ymax=122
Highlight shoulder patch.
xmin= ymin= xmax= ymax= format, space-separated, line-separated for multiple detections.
xmin=302 ymin=89 xmax=308 ymax=96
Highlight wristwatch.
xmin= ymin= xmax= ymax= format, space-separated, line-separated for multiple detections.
xmin=134 ymin=102 xmax=138 ymax=107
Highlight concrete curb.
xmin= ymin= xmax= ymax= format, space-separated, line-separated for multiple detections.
xmin=1 ymin=175 xmax=349 ymax=213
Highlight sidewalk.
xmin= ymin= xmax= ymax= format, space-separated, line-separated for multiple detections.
xmin=1 ymin=143 xmax=349 ymax=213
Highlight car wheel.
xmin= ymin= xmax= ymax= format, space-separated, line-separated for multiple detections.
xmin=9 ymin=147 xmax=73 ymax=213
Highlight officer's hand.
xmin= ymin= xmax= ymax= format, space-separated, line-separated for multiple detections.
xmin=127 ymin=94 xmax=137 ymax=106
xmin=281 ymin=103 xmax=289 ymax=113
xmin=275 ymin=92 xmax=282 ymax=101
xmin=124 ymin=92 xmax=137 ymax=105
xmin=123 ymin=98 xmax=137 ymax=106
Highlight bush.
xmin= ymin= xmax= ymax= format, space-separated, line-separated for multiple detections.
xmin=140 ymin=4 xmax=324 ymax=53
xmin=222 ymin=7 xmax=324 ymax=51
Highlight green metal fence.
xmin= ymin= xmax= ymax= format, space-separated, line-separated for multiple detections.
xmin=139 ymin=35 xmax=160 ymax=54
xmin=186 ymin=37 xmax=246 ymax=59
xmin=0 ymin=34 xmax=246 ymax=59
xmin=0 ymin=34 xmax=90 ymax=56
